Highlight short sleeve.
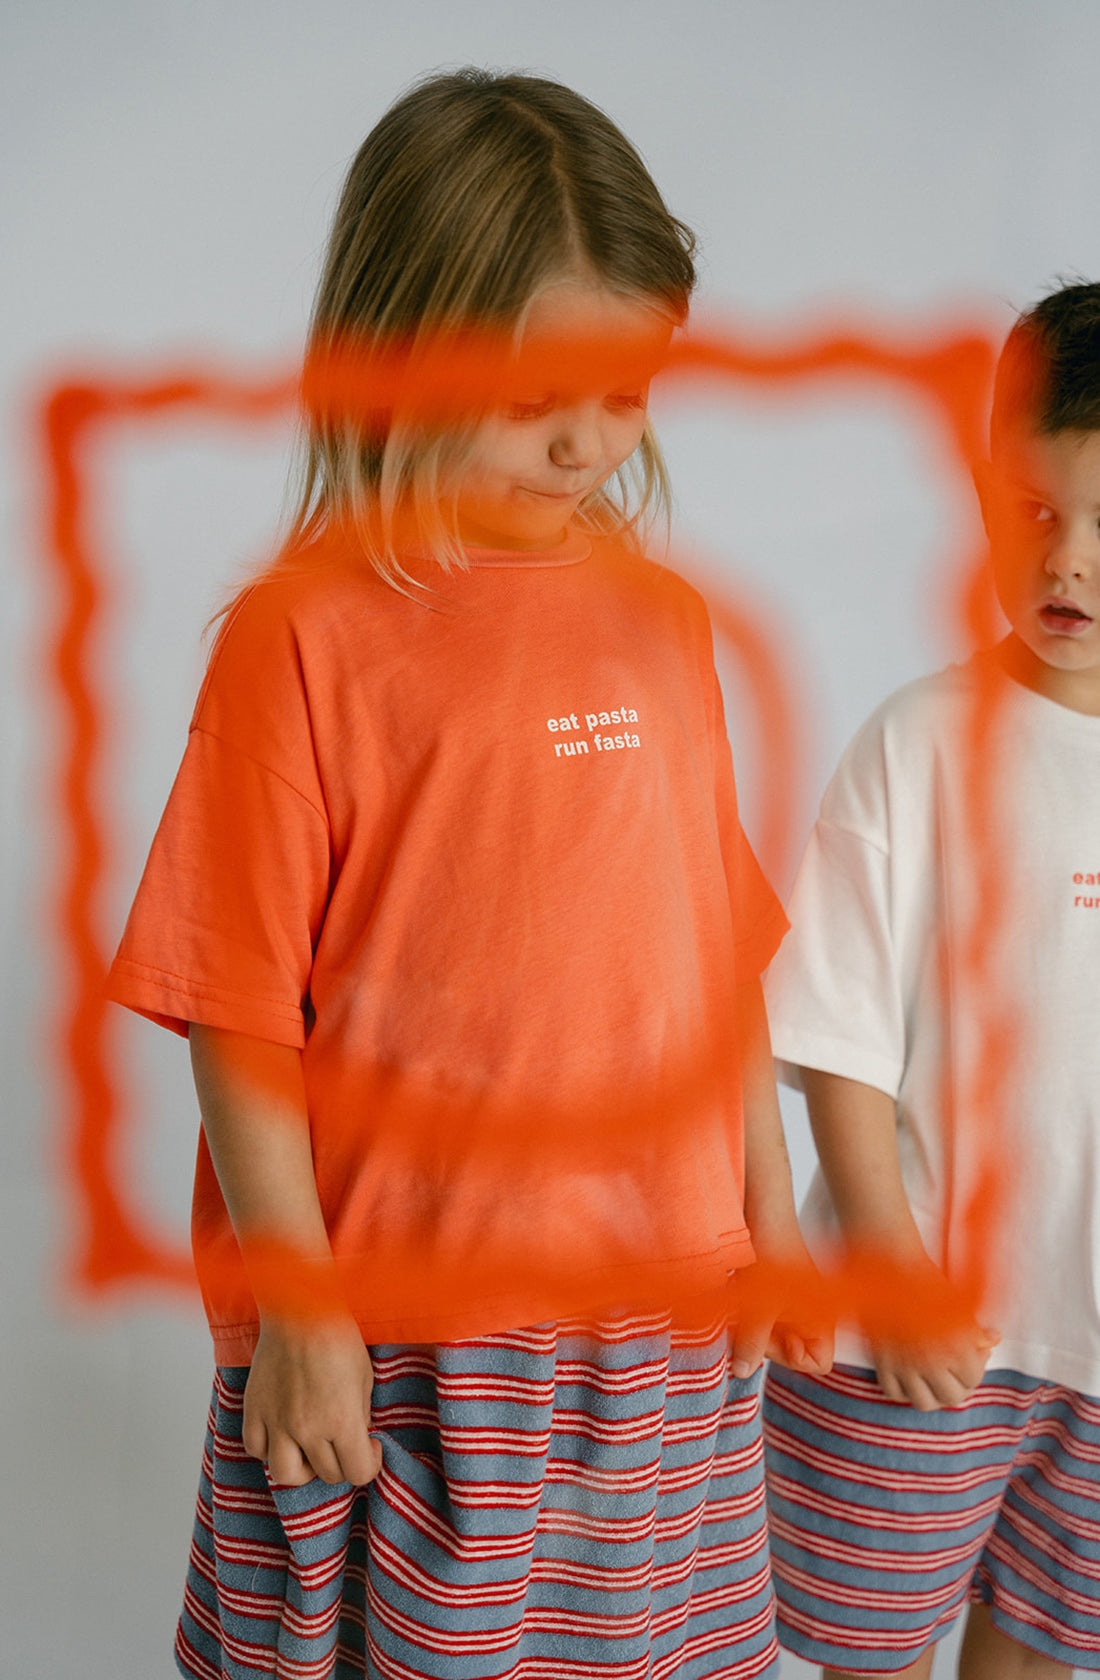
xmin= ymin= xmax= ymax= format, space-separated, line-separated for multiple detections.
xmin=709 ymin=672 xmax=789 ymax=979
xmin=107 ymin=729 xmax=332 ymax=1043
xmin=106 ymin=590 xmax=333 ymax=1044
xmin=765 ymin=723 xmax=907 ymax=1096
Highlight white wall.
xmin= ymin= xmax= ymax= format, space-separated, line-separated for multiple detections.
xmin=5 ymin=2 xmax=1100 ymax=1674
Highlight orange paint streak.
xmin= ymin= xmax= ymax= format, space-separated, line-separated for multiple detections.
xmin=40 ymin=372 xmax=293 ymax=1295
xmin=39 ymin=317 xmax=1005 ymax=1343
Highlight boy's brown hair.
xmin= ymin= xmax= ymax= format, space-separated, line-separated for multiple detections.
xmin=991 ymin=280 xmax=1100 ymax=449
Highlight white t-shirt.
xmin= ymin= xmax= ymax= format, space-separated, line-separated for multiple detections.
xmin=767 ymin=654 xmax=1100 ymax=1393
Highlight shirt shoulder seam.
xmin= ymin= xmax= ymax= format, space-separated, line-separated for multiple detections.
xmin=189 ymin=723 xmax=329 ymax=825
xmin=815 ymin=812 xmax=890 ymax=858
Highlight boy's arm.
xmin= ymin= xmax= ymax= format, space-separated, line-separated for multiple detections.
xmin=730 ymin=978 xmax=833 ymax=1379
xmin=189 ymin=1024 xmax=381 ymax=1486
xmin=801 ymin=1067 xmax=995 ymax=1410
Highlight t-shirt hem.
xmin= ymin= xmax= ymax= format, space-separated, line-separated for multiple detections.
xmin=737 ymin=902 xmax=790 ymax=980
xmin=983 ymin=1338 xmax=1100 ymax=1401
xmin=208 ymin=1234 xmax=758 ymax=1362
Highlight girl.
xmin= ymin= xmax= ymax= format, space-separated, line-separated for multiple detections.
xmin=109 ymin=68 xmax=827 ymax=1680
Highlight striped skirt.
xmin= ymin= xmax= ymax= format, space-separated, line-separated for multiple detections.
xmin=176 ymin=1314 xmax=779 ymax=1680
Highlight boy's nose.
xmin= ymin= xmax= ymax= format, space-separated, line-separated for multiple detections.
xmin=1045 ymin=527 xmax=1097 ymax=582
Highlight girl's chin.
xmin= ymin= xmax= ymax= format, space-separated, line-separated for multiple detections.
xmin=454 ymin=490 xmax=583 ymax=551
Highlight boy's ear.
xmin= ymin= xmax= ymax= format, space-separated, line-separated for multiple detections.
xmin=971 ymin=459 xmax=996 ymax=540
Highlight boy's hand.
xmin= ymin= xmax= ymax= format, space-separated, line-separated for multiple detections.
xmin=866 ymin=1256 xmax=1000 ymax=1411
xmin=871 ymin=1321 xmax=998 ymax=1412
xmin=242 ymin=1315 xmax=383 ymax=1487
xmin=796 ymin=1069 xmax=1000 ymax=1410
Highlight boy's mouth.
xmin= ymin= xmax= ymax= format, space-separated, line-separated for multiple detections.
xmin=1039 ymin=600 xmax=1094 ymax=633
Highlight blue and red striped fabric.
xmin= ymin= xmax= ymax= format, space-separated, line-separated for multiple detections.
xmin=764 ymin=1363 xmax=1100 ymax=1674
xmin=176 ymin=1314 xmax=779 ymax=1679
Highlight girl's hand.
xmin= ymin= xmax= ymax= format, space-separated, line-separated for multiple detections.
xmin=187 ymin=1028 xmax=382 ymax=1485
xmin=733 ymin=979 xmax=834 ymax=1381
xmin=765 ymin=1317 xmax=835 ymax=1377
xmin=729 ymin=1244 xmax=834 ymax=1381
xmin=242 ymin=1315 xmax=383 ymax=1487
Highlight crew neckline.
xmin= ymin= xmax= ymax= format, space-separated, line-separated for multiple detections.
xmin=463 ymin=530 xmax=591 ymax=568
xmin=973 ymin=645 xmax=1100 ymax=737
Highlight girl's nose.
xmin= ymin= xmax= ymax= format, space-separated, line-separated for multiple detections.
xmin=549 ymin=406 xmax=602 ymax=471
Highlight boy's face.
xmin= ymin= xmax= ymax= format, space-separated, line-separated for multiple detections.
xmin=979 ymin=425 xmax=1100 ymax=714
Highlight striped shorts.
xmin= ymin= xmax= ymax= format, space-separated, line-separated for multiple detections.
xmin=175 ymin=1313 xmax=779 ymax=1679
xmin=763 ymin=1363 xmax=1100 ymax=1673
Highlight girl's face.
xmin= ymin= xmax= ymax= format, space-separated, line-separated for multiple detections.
xmin=453 ymin=280 xmax=673 ymax=551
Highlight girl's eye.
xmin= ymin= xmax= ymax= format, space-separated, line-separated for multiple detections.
xmin=504 ymin=396 xmax=555 ymax=420
xmin=1019 ymin=498 xmax=1055 ymax=525
xmin=606 ymin=390 xmax=647 ymax=412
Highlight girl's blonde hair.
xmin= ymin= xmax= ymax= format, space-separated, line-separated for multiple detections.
xmin=288 ymin=68 xmax=697 ymax=587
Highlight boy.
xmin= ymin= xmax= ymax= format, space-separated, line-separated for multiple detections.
xmin=763 ymin=281 xmax=1100 ymax=1680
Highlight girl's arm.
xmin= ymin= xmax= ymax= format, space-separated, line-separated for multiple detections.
xmin=730 ymin=978 xmax=832 ymax=1379
xmin=800 ymin=1067 xmax=996 ymax=1411
xmin=190 ymin=1024 xmax=381 ymax=1486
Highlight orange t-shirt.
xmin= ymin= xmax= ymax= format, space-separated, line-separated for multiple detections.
xmin=107 ymin=530 xmax=787 ymax=1358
